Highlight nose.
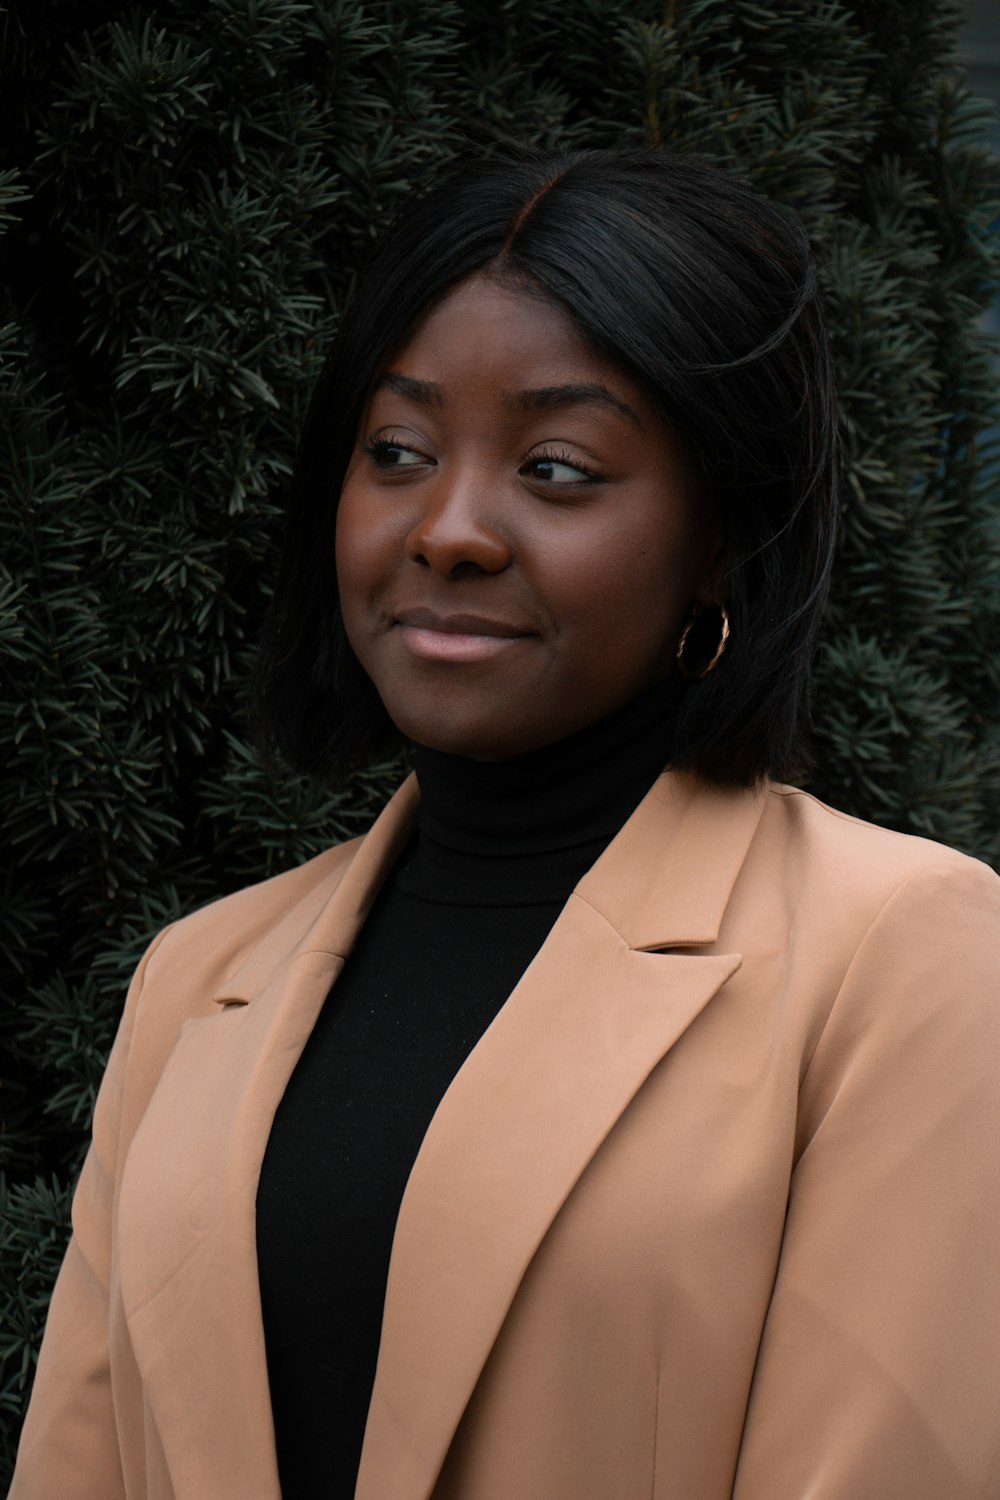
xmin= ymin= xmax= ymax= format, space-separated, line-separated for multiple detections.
xmin=404 ymin=477 xmax=512 ymax=578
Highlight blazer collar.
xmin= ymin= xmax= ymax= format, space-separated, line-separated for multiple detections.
xmin=210 ymin=774 xmax=421 ymax=1006
xmin=213 ymin=766 xmax=764 ymax=1008
xmin=577 ymin=768 xmax=766 ymax=950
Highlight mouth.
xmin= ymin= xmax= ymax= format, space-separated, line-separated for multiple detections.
xmin=393 ymin=607 xmax=533 ymax=664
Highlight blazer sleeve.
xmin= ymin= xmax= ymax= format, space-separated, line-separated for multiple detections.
xmin=732 ymin=855 xmax=1000 ymax=1499
xmin=10 ymin=925 xmax=174 ymax=1500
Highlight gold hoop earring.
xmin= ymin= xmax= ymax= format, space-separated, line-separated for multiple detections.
xmin=675 ymin=604 xmax=730 ymax=681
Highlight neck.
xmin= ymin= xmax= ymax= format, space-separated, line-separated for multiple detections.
xmin=395 ymin=680 xmax=681 ymax=906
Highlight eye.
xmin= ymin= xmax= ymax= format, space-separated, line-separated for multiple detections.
xmin=523 ymin=448 xmax=599 ymax=485
xmin=363 ymin=435 xmax=429 ymax=469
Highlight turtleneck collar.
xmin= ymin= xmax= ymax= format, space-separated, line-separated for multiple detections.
xmin=393 ymin=680 xmax=681 ymax=907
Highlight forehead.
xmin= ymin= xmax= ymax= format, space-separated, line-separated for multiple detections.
xmin=380 ymin=272 xmax=647 ymax=411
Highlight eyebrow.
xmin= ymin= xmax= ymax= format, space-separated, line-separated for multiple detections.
xmin=371 ymin=372 xmax=642 ymax=428
xmin=371 ymin=372 xmax=443 ymax=407
xmin=505 ymin=383 xmax=642 ymax=428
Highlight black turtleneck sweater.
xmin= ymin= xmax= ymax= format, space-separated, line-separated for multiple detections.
xmin=255 ymin=685 xmax=678 ymax=1498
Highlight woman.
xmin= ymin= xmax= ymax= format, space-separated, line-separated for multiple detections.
xmin=12 ymin=149 xmax=1000 ymax=1500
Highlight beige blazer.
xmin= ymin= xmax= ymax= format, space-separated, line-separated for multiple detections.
xmin=12 ymin=771 xmax=1000 ymax=1499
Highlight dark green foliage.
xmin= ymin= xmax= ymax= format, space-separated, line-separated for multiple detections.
xmin=1 ymin=0 xmax=997 ymax=1475
xmin=0 ymin=1175 xmax=75 ymax=1430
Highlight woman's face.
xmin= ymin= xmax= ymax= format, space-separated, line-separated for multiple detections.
xmin=336 ymin=273 xmax=720 ymax=758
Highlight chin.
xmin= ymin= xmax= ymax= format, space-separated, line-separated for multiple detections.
xmin=407 ymin=725 xmax=522 ymax=760
xmin=390 ymin=706 xmax=544 ymax=761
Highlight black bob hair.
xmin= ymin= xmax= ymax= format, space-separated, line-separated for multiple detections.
xmin=253 ymin=147 xmax=839 ymax=787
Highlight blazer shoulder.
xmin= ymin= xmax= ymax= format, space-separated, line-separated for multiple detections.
xmin=763 ymin=782 xmax=999 ymax=897
xmin=739 ymin=786 xmax=1000 ymax=1076
xmin=739 ymin=783 xmax=1000 ymax=975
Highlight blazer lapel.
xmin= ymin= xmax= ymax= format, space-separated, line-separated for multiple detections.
xmin=116 ymin=777 xmax=420 ymax=1499
xmin=356 ymin=771 xmax=766 ymax=1500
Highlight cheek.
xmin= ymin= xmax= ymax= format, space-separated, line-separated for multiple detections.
xmin=566 ymin=510 xmax=703 ymax=648
xmin=334 ymin=497 xmax=388 ymax=676
xmin=335 ymin=487 xmax=389 ymax=617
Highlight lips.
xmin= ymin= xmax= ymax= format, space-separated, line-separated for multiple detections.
xmin=395 ymin=606 xmax=530 ymax=637
xmin=393 ymin=606 xmax=533 ymax=663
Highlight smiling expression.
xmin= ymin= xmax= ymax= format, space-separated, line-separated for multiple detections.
xmin=335 ymin=273 xmax=721 ymax=759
